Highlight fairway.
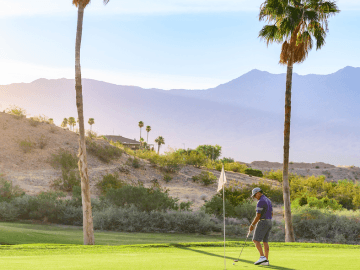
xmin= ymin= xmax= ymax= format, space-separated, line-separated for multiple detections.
xmin=0 ymin=243 xmax=359 ymax=270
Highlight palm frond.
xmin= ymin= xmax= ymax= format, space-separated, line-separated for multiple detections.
xmin=259 ymin=25 xmax=282 ymax=45
xmin=72 ymin=0 xmax=91 ymax=8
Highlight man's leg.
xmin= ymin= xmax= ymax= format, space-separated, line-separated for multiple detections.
xmin=253 ymin=240 xmax=264 ymax=257
xmin=263 ymin=242 xmax=269 ymax=260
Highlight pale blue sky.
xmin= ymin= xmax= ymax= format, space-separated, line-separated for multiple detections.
xmin=0 ymin=0 xmax=359 ymax=89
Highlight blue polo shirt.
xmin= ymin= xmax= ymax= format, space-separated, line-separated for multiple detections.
xmin=256 ymin=194 xmax=273 ymax=219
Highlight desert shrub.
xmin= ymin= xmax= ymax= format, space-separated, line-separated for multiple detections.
xmin=61 ymin=205 xmax=83 ymax=226
xmin=234 ymin=200 xmax=257 ymax=222
xmin=86 ymin=130 xmax=98 ymax=140
xmin=220 ymin=157 xmax=235 ymax=163
xmin=163 ymin=173 xmax=172 ymax=183
xmin=118 ymin=165 xmax=130 ymax=174
xmin=203 ymin=196 xmax=236 ymax=218
xmin=192 ymin=171 xmax=217 ymax=186
xmin=244 ymin=168 xmax=263 ymax=177
xmin=249 ymin=182 xmax=283 ymax=203
xmin=13 ymin=192 xmax=67 ymax=223
xmin=263 ymin=169 xmax=299 ymax=183
xmin=292 ymin=206 xmax=360 ymax=244
xmin=225 ymin=162 xmax=247 ymax=173
xmin=96 ymin=173 xmax=126 ymax=195
xmin=51 ymin=149 xmax=78 ymax=170
xmin=0 ymin=178 xmax=25 ymax=202
xmin=102 ymin=185 xmax=181 ymax=212
xmin=157 ymin=152 xmax=183 ymax=173
xmin=86 ymin=140 xmax=123 ymax=163
xmin=5 ymin=105 xmax=26 ymax=119
xmin=29 ymin=117 xmax=40 ymax=127
xmin=50 ymin=149 xmax=80 ymax=192
xmin=38 ymin=135 xmax=49 ymax=149
xmin=292 ymin=196 xmax=343 ymax=211
xmin=19 ymin=139 xmax=34 ymax=153
xmin=51 ymin=170 xmax=81 ymax=192
xmin=183 ymin=151 xmax=208 ymax=168
xmin=93 ymin=206 xmax=219 ymax=234
xmin=49 ymin=125 xmax=57 ymax=133
xmin=0 ymin=201 xmax=20 ymax=221
xmin=126 ymin=157 xmax=140 ymax=168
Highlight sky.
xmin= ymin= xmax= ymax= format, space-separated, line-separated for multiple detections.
xmin=0 ymin=0 xmax=359 ymax=89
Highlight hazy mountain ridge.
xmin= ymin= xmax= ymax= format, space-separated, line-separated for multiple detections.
xmin=0 ymin=66 xmax=359 ymax=166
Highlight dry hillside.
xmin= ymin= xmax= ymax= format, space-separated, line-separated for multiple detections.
xmin=0 ymin=111 xmax=278 ymax=213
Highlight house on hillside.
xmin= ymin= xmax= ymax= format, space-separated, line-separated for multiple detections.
xmin=104 ymin=135 xmax=141 ymax=150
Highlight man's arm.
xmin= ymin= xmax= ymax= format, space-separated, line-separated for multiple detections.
xmin=249 ymin=213 xmax=261 ymax=232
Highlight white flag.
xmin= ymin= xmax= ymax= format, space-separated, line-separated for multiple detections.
xmin=217 ymin=165 xmax=227 ymax=192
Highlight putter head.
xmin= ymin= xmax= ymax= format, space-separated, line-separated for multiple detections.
xmin=233 ymin=260 xmax=238 ymax=262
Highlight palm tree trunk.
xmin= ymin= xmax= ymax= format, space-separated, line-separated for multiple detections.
xmin=75 ymin=5 xmax=95 ymax=245
xmin=147 ymin=132 xmax=149 ymax=143
xmin=157 ymin=144 xmax=160 ymax=155
xmin=282 ymin=58 xmax=296 ymax=242
xmin=140 ymin=128 xmax=142 ymax=140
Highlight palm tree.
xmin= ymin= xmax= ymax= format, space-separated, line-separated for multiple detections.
xmin=72 ymin=0 xmax=110 ymax=245
xmin=138 ymin=121 xmax=144 ymax=140
xmin=68 ymin=117 xmax=76 ymax=131
xmin=48 ymin=118 xmax=54 ymax=125
xmin=155 ymin=136 xmax=165 ymax=155
xmin=258 ymin=0 xmax=339 ymax=242
xmin=61 ymin=118 xmax=68 ymax=129
xmin=146 ymin=125 xmax=151 ymax=143
xmin=88 ymin=118 xmax=95 ymax=131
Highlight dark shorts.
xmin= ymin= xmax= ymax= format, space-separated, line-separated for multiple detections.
xmin=253 ymin=219 xmax=272 ymax=242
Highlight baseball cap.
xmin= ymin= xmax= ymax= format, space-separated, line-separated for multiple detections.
xmin=251 ymin=187 xmax=262 ymax=197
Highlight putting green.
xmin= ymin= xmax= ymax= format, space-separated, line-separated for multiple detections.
xmin=0 ymin=243 xmax=359 ymax=270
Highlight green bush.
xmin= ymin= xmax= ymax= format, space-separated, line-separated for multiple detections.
xmin=291 ymin=206 xmax=360 ymax=244
xmin=0 ymin=202 xmax=19 ymax=221
xmin=157 ymin=152 xmax=183 ymax=173
xmin=163 ymin=173 xmax=172 ymax=183
xmin=86 ymin=139 xmax=123 ymax=163
xmin=96 ymin=173 xmax=126 ymax=195
xmin=126 ymin=157 xmax=141 ymax=168
xmin=102 ymin=185 xmax=181 ymax=212
xmin=0 ymin=178 xmax=25 ymax=202
xmin=234 ymin=200 xmax=257 ymax=222
xmin=220 ymin=157 xmax=235 ymax=163
xmin=50 ymin=149 xmax=78 ymax=171
xmin=225 ymin=162 xmax=247 ymax=173
xmin=192 ymin=171 xmax=217 ymax=186
xmin=50 ymin=149 xmax=81 ymax=192
xmin=93 ymin=206 xmax=219 ymax=234
xmin=244 ymin=168 xmax=263 ymax=177
xmin=183 ymin=151 xmax=208 ymax=168
xmin=292 ymin=196 xmax=343 ymax=211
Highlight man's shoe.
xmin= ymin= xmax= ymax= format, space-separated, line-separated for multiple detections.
xmin=260 ymin=261 xmax=269 ymax=266
xmin=254 ymin=256 xmax=268 ymax=265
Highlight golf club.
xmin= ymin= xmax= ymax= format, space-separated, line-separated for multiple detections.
xmin=233 ymin=230 xmax=251 ymax=263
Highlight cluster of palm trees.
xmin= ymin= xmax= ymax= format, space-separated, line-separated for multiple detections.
xmin=258 ymin=0 xmax=339 ymax=242
xmin=138 ymin=121 xmax=165 ymax=154
xmin=60 ymin=117 xmax=95 ymax=132
xmin=68 ymin=0 xmax=339 ymax=245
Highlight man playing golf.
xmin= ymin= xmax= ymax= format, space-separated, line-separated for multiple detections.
xmin=249 ymin=187 xmax=273 ymax=266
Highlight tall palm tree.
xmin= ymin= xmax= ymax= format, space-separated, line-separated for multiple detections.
xmin=258 ymin=0 xmax=339 ymax=242
xmin=72 ymin=0 xmax=110 ymax=245
xmin=88 ymin=118 xmax=95 ymax=131
xmin=146 ymin=125 xmax=151 ymax=143
xmin=155 ymin=136 xmax=165 ymax=155
xmin=68 ymin=117 xmax=76 ymax=131
xmin=138 ymin=121 xmax=144 ymax=140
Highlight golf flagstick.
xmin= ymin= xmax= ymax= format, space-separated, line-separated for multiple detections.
xmin=217 ymin=165 xmax=227 ymax=270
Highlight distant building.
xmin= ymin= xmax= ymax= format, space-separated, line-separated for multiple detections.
xmin=104 ymin=135 xmax=141 ymax=150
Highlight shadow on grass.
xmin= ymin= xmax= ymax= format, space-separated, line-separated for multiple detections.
xmin=177 ymin=247 xmax=295 ymax=270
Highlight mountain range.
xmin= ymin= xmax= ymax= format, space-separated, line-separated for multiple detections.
xmin=0 ymin=66 xmax=359 ymax=166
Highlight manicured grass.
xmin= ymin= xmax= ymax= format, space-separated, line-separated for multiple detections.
xmin=0 ymin=243 xmax=359 ymax=270
xmin=0 ymin=222 xmax=240 ymax=245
